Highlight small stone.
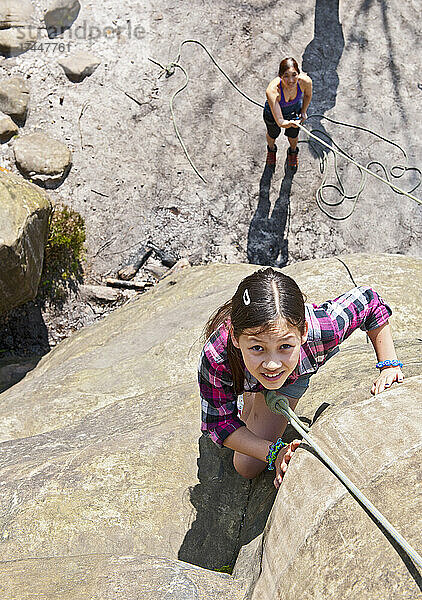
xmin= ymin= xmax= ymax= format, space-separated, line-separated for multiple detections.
xmin=13 ymin=133 xmax=72 ymax=186
xmin=0 ymin=112 xmax=18 ymax=140
xmin=44 ymin=0 xmax=81 ymax=37
xmin=0 ymin=0 xmax=37 ymax=57
xmin=58 ymin=52 xmax=101 ymax=83
xmin=0 ymin=77 xmax=30 ymax=121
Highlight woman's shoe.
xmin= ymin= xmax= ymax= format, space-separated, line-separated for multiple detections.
xmin=287 ymin=147 xmax=299 ymax=168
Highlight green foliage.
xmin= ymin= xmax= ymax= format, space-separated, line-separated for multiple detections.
xmin=40 ymin=204 xmax=86 ymax=303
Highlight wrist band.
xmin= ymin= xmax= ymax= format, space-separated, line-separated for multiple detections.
xmin=266 ymin=438 xmax=286 ymax=471
xmin=376 ymin=359 xmax=403 ymax=369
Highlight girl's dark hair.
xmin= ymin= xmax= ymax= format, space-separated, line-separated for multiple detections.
xmin=278 ymin=57 xmax=300 ymax=78
xmin=203 ymin=268 xmax=306 ymax=394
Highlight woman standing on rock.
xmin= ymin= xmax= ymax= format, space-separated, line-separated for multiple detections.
xmin=264 ymin=57 xmax=312 ymax=169
xmin=198 ymin=268 xmax=403 ymax=488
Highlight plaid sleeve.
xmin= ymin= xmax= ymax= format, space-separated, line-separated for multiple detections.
xmin=319 ymin=286 xmax=392 ymax=345
xmin=198 ymin=345 xmax=246 ymax=448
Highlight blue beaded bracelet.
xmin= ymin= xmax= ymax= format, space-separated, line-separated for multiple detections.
xmin=266 ymin=438 xmax=286 ymax=471
xmin=376 ymin=359 xmax=403 ymax=369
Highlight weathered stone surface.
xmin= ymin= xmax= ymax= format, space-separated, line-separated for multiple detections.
xmin=44 ymin=0 xmax=81 ymax=37
xmin=0 ymin=553 xmax=245 ymax=600
xmin=0 ymin=383 xmax=200 ymax=561
xmin=0 ymin=254 xmax=419 ymax=443
xmin=0 ymin=0 xmax=36 ymax=57
xmin=58 ymin=52 xmax=101 ymax=82
xmin=0 ymin=255 xmax=420 ymax=598
xmin=13 ymin=133 xmax=72 ymax=185
xmin=248 ymin=376 xmax=422 ymax=600
xmin=0 ymin=111 xmax=18 ymax=140
xmin=0 ymin=77 xmax=30 ymax=121
xmin=0 ymin=172 xmax=51 ymax=313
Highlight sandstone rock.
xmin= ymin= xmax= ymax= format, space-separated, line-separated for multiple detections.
xmin=0 ymin=111 xmax=18 ymax=140
xmin=0 ymin=77 xmax=30 ymax=121
xmin=0 ymin=0 xmax=37 ymax=57
xmin=247 ymin=376 xmax=422 ymax=600
xmin=0 ymin=172 xmax=51 ymax=314
xmin=0 ymin=255 xmax=420 ymax=598
xmin=13 ymin=132 xmax=72 ymax=186
xmin=0 ymin=254 xmax=419 ymax=443
xmin=58 ymin=52 xmax=101 ymax=82
xmin=44 ymin=0 xmax=81 ymax=37
xmin=0 ymin=554 xmax=245 ymax=600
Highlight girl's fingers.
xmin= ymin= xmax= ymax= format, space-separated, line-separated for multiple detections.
xmin=372 ymin=368 xmax=404 ymax=395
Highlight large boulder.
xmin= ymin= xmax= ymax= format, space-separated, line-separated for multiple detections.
xmin=244 ymin=376 xmax=422 ymax=600
xmin=0 ymin=255 xmax=420 ymax=598
xmin=0 ymin=0 xmax=37 ymax=57
xmin=0 ymin=172 xmax=51 ymax=314
xmin=0 ymin=253 xmax=419 ymax=443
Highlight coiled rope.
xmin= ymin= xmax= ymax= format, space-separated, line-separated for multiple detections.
xmin=265 ymin=390 xmax=422 ymax=570
xmin=148 ymin=39 xmax=422 ymax=216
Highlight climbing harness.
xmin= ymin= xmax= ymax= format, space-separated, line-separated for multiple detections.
xmin=148 ymin=40 xmax=422 ymax=215
xmin=265 ymin=390 xmax=422 ymax=570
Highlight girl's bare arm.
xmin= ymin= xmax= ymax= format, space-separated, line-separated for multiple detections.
xmin=367 ymin=322 xmax=404 ymax=394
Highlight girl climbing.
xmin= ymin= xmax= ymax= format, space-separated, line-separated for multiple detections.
xmin=198 ymin=268 xmax=403 ymax=488
xmin=264 ymin=57 xmax=312 ymax=169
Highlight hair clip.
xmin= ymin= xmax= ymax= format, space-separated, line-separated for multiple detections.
xmin=243 ymin=288 xmax=251 ymax=305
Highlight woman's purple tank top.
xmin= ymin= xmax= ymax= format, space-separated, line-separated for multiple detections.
xmin=279 ymin=80 xmax=303 ymax=108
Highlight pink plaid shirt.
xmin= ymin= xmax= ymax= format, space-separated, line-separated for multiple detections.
xmin=198 ymin=287 xmax=392 ymax=447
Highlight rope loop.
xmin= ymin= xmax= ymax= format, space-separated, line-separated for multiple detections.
xmin=148 ymin=39 xmax=422 ymax=215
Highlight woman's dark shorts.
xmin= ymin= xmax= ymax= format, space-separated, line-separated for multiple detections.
xmin=263 ymin=99 xmax=302 ymax=139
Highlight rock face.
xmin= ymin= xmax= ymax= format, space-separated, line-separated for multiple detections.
xmin=246 ymin=378 xmax=422 ymax=600
xmin=0 ymin=0 xmax=36 ymax=57
xmin=0 ymin=172 xmax=51 ymax=314
xmin=0 ymin=255 xmax=420 ymax=598
xmin=58 ymin=52 xmax=101 ymax=82
xmin=0 ymin=77 xmax=30 ymax=122
xmin=44 ymin=0 xmax=81 ymax=37
xmin=13 ymin=133 xmax=72 ymax=186
xmin=0 ymin=554 xmax=245 ymax=600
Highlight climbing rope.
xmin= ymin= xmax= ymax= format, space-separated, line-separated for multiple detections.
xmin=148 ymin=39 xmax=422 ymax=214
xmin=265 ymin=390 xmax=422 ymax=570
xmin=297 ymin=116 xmax=422 ymax=218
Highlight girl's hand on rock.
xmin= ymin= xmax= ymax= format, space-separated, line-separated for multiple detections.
xmin=371 ymin=366 xmax=404 ymax=395
xmin=274 ymin=439 xmax=301 ymax=489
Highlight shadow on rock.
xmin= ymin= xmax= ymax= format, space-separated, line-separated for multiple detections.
xmin=247 ymin=163 xmax=293 ymax=267
xmin=178 ymin=435 xmax=277 ymax=571
xmin=0 ymin=302 xmax=49 ymax=391
xmin=302 ymin=0 xmax=344 ymax=158
xmin=15 ymin=163 xmax=73 ymax=190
